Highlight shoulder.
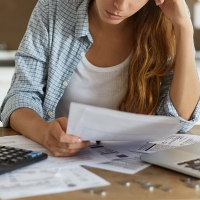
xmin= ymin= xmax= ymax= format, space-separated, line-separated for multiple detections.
xmin=35 ymin=0 xmax=86 ymax=11
xmin=34 ymin=0 xmax=88 ymax=22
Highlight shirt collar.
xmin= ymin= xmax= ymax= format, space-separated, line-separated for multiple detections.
xmin=75 ymin=0 xmax=93 ymax=43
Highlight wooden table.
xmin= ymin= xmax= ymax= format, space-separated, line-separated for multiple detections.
xmin=1 ymin=126 xmax=200 ymax=200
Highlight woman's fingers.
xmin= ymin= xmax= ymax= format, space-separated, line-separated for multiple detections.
xmin=49 ymin=118 xmax=82 ymax=144
xmin=53 ymin=140 xmax=90 ymax=150
xmin=49 ymin=140 xmax=90 ymax=157
xmin=43 ymin=117 xmax=90 ymax=157
xmin=52 ymin=130 xmax=82 ymax=144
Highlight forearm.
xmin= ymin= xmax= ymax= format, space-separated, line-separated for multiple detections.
xmin=10 ymin=108 xmax=49 ymax=145
xmin=170 ymin=22 xmax=200 ymax=120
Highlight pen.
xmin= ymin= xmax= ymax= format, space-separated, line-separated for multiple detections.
xmin=96 ymin=141 xmax=101 ymax=145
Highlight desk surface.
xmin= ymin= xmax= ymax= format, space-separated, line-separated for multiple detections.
xmin=1 ymin=126 xmax=200 ymax=200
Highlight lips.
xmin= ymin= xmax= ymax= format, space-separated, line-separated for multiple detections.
xmin=106 ymin=10 xmax=123 ymax=20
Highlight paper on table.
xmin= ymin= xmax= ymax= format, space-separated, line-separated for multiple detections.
xmin=0 ymin=135 xmax=110 ymax=199
xmin=85 ymin=134 xmax=200 ymax=174
xmin=133 ymin=134 xmax=200 ymax=153
xmin=67 ymin=102 xmax=183 ymax=142
xmin=0 ymin=135 xmax=109 ymax=169
xmin=86 ymin=154 xmax=150 ymax=174
xmin=108 ymin=134 xmax=200 ymax=154
xmin=85 ymin=142 xmax=150 ymax=174
xmin=0 ymin=166 xmax=110 ymax=200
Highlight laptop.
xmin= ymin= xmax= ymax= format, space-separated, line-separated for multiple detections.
xmin=140 ymin=142 xmax=200 ymax=178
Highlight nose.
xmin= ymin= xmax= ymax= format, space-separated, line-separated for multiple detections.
xmin=114 ymin=0 xmax=128 ymax=11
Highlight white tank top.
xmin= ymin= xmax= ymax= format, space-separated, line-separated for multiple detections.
xmin=55 ymin=55 xmax=130 ymax=118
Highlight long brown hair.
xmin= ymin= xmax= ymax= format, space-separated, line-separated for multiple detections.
xmin=119 ymin=0 xmax=176 ymax=115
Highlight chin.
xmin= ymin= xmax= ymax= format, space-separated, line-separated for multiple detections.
xmin=101 ymin=16 xmax=124 ymax=25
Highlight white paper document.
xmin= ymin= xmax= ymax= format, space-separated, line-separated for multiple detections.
xmin=0 ymin=135 xmax=110 ymax=199
xmin=67 ymin=102 xmax=183 ymax=142
xmin=2 ymin=132 xmax=199 ymax=199
xmin=114 ymin=134 xmax=200 ymax=154
xmin=134 ymin=134 xmax=200 ymax=153
xmin=0 ymin=135 xmax=109 ymax=168
xmin=85 ymin=142 xmax=150 ymax=174
xmin=85 ymin=134 xmax=200 ymax=174
xmin=87 ymin=155 xmax=149 ymax=174
xmin=0 ymin=166 xmax=110 ymax=200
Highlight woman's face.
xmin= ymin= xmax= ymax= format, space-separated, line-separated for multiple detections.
xmin=94 ymin=0 xmax=149 ymax=25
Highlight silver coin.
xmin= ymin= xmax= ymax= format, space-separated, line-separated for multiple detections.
xmin=119 ymin=180 xmax=131 ymax=186
xmin=94 ymin=189 xmax=107 ymax=196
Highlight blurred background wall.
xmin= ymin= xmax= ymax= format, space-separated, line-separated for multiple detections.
xmin=0 ymin=0 xmax=200 ymax=50
xmin=0 ymin=0 xmax=37 ymax=50
xmin=187 ymin=0 xmax=200 ymax=50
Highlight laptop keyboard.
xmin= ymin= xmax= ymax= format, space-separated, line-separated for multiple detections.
xmin=0 ymin=145 xmax=48 ymax=175
xmin=178 ymin=158 xmax=200 ymax=171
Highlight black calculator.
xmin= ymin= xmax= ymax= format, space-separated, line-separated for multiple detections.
xmin=0 ymin=145 xmax=48 ymax=175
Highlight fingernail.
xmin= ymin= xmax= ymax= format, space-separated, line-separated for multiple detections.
xmin=75 ymin=138 xmax=82 ymax=143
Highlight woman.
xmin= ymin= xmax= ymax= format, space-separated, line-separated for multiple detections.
xmin=1 ymin=0 xmax=200 ymax=156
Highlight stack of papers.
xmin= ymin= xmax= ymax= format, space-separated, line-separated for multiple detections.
xmin=2 ymin=103 xmax=200 ymax=199
xmin=0 ymin=136 xmax=110 ymax=199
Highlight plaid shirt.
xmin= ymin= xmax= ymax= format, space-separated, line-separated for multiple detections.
xmin=1 ymin=0 xmax=200 ymax=132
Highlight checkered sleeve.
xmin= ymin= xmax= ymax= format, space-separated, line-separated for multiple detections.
xmin=156 ymin=71 xmax=200 ymax=132
xmin=0 ymin=0 xmax=50 ymax=126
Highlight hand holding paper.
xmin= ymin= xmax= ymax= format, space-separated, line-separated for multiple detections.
xmin=67 ymin=103 xmax=183 ymax=142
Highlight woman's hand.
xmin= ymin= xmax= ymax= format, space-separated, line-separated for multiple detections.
xmin=43 ymin=117 xmax=90 ymax=157
xmin=155 ymin=0 xmax=193 ymax=29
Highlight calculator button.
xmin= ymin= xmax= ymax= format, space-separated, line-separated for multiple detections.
xmin=17 ymin=151 xmax=26 ymax=156
xmin=0 ymin=157 xmax=7 ymax=161
xmin=23 ymin=155 xmax=30 ymax=159
xmin=16 ymin=157 xmax=24 ymax=161
xmin=2 ymin=152 xmax=9 ymax=155
xmin=0 ymin=148 xmax=7 ymax=151
xmin=10 ymin=159 xmax=19 ymax=163
xmin=36 ymin=152 xmax=43 ymax=156
xmin=6 ymin=155 xmax=13 ymax=159
xmin=12 ymin=153 xmax=18 ymax=157
xmin=0 ymin=145 xmax=48 ymax=175
xmin=26 ymin=153 xmax=37 ymax=158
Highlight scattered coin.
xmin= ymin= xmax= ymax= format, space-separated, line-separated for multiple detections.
xmin=143 ymin=184 xmax=154 ymax=191
xmin=142 ymin=182 xmax=151 ymax=187
xmin=162 ymin=187 xmax=172 ymax=192
xmin=119 ymin=180 xmax=131 ymax=187
xmin=84 ymin=188 xmax=95 ymax=193
xmin=133 ymin=179 xmax=146 ymax=184
xmin=187 ymin=182 xmax=200 ymax=189
xmin=94 ymin=189 xmax=107 ymax=196
xmin=180 ymin=177 xmax=194 ymax=183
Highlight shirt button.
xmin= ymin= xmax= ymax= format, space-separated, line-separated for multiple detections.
xmin=63 ymin=81 xmax=68 ymax=86
xmin=80 ymin=52 xmax=85 ymax=57
xmin=48 ymin=111 xmax=53 ymax=117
